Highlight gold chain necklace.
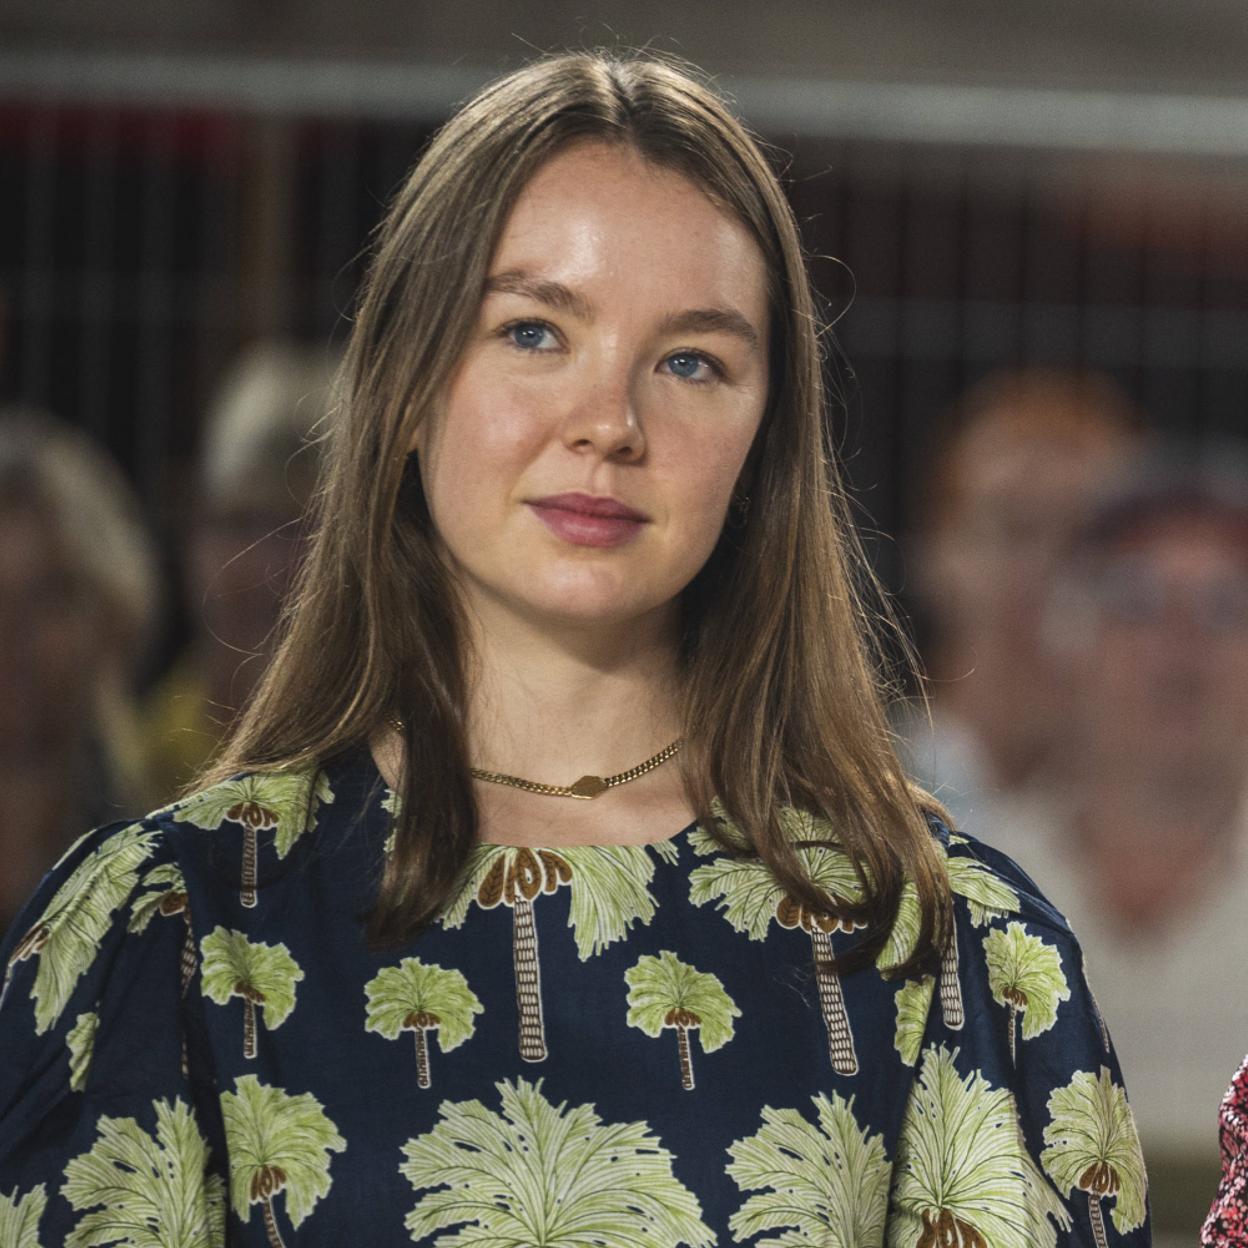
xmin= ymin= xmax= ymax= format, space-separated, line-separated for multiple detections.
xmin=387 ymin=716 xmax=682 ymax=800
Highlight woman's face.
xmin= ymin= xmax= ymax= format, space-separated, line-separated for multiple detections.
xmin=1075 ymin=514 xmax=1248 ymax=775
xmin=413 ymin=142 xmax=771 ymax=636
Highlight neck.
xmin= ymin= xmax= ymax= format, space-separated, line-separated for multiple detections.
xmin=462 ymin=594 xmax=684 ymax=782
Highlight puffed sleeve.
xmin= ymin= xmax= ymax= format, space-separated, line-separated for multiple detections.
xmin=0 ymin=818 xmax=228 ymax=1245
xmin=1202 ymin=1055 xmax=1248 ymax=1246
xmin=887 ymin=831 xmax=1151 ymax=1247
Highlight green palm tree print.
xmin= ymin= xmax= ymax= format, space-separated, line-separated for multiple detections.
xmin=0 ymin=1184 xmax=47 ymax=1248
xmin=983 ymin=923 xmax=1070 ymax=1065
xmin=364 ymin=958 xmax=483 ymax=1089
xmin=61 ymin=1098 xmax=226 ymax=1248
xmin=4 ymin=824 xmax=159 ymax=1034
xmin=401 ymin=1077 xmax=714 ymax=1246
xmin=66 ymin=1011 xmax=99 ymax=1093
xmin=688 ymin=805 xmax=864 ymax=1075
xmin=890 ymin=1045 xmax=1070 ymax=1248
xmin=625 ymin=951 xmax=740 ymax=1090
xmin=221 ymin=1075 xmax=345 ymax=1248
xmin=441 ymin=839 xmax=677 ymax=1062
xmin=131 ymin=863 xmax=199 ymax=1074
xmin=200 ymin=928 xmax=303 ymax=1059
xmin=727 ymin=1090 xmax=890 ymax=1247
xmin=1041 ymin=1067 xmax=1147 ymax=1248
xmin=129 ymin=863 xmax=190 ymax=933
xmin=878 ymin=858 xmax=1019 ymax=1031
xmin=893 ymin=976 xmax=934 ymax=1067
xmin=175 ymin=769 xmax=333 ymax=908
xmin=131 ymin=863 xmax=200 ymax=1026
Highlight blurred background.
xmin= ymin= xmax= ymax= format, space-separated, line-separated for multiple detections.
xmin=2 ymin=2 xmax=1247 ymax=1242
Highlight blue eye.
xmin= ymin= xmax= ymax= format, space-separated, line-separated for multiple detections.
xmin=665 ymin=352 xmax=717 ymax=382
xmin=506 ymin=321 xmax=557 ymax=352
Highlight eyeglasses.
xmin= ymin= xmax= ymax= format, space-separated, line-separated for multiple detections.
xmin=1089 ymin=557 xmax=1248 ymax=637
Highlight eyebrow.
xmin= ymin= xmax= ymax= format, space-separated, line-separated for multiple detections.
xmin=484 ymin=269 xmax=762 ymax=351
xmin=658 ymin=307 xmax=760 ymax=351
xmin=484 ymin=270 xmax=594 ymax=321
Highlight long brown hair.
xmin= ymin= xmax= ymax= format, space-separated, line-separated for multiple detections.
xmin=206 ymin=50 xmax=950 ymax=976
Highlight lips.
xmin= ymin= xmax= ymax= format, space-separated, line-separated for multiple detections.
xmin=528 ymin=492 xmax=648 ymax=522
xmin=526 ymin=492 xmax=648 ymax=548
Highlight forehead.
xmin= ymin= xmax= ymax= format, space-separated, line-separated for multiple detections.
xmin=490 ymin=142 xmax=769 ymax=313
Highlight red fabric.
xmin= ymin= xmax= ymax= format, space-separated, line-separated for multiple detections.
xmin=1205 ymin=1054 xmax=1248 ymax=1245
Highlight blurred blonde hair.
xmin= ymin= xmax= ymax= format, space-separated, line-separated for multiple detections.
xmin=0 ymin=408 xmax=159 ymax=799
xmin=0 ymin=408 xmax=158 ymax=666
xmin=199 ymin=342 xmax=339 ymax=512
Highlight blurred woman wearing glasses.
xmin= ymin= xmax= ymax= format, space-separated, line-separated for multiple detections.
xmin=989 ymin=445 xmax=1248 ymax=1236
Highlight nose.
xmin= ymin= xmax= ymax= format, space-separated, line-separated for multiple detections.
xmin=558 ymin=366 xmax=645 ymax=463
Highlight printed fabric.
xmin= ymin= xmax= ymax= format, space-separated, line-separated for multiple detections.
xmin=1204 ymin=1055 xmax=1248 ymax=1246
xmin=0 ymin=745 xmax=1151 ymax=1246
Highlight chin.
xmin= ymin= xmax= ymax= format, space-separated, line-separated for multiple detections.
xmin=512 ymin=570 xmax=675 ymax=630
xmin=531 ymin=592 xmax=665 ymax=630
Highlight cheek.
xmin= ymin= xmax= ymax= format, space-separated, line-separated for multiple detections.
xmin=682 ymin=468 xmax=738 ymax=538
xmin=670 ymin=414 xmax=755 ymax=502
xmin=650 ymin=434 xmax=750 ymax=570
xmin=421 ymin=381 xmax=544 ymax=522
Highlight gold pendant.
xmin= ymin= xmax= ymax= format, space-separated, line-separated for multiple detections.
xmin=568 ymin=775 xmax=609 ymax=800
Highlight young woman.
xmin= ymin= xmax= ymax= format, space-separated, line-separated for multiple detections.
xmin=0 ymin=53 xmax=1149 ymax=1246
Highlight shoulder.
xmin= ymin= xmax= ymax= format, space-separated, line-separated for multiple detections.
xmin=0 ymin=816 xmax=182 ymax=1039
xmin=158 ymin=760 xmax=339 ymax=844
xmin=1222 ymin=1054 xmax=1248 ymax=1148
xmin=0 ymin=816 xmax=230 ymax=1239
xmin=4 ymin=809 xmax=176 ymax=951
xmin=936 ymin=817 xmax=1075 ymax=941
xmin=0 ymin=758 xmax=349 ymax=1033
xmin=877 ymin=813 xmax=1087 ymax=992
xmin=0 ymin=815 xmax=193 ymax=1173
xmin=924 ymin=818 xmax=1109 ymax=1059
xmin=150 ymin=759 xmax=360 ymax=920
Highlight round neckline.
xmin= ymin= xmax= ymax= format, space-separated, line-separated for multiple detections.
xmin=352 ymin=739 xmax=699 ymax=852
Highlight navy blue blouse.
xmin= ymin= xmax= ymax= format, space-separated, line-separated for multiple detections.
xmin=0 ymin=746 xmax=1150 ymax=1246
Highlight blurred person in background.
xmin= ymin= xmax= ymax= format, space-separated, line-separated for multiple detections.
xmin=0 ymin=410 xmax=159 ymax=936
xmin=142 ymin=342 xmax=336 ymax=799
xmin=1203 ymin=1054 xmax=1248 ymax=1246
xmin=898 ymin=367 xmax=1140 ymax=829
xmin=989 ymin=444 xmax=1248 ymax=1239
